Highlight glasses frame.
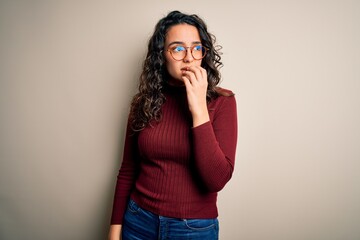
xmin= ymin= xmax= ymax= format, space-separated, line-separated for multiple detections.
xmin=165 ymin=45 xmax=209 ymax=61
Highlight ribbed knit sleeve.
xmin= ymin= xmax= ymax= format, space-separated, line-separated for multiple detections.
xmin=192 ymin=95 xmax=238 ymax=192
xmin=110 ymin=122 xmax=139 ymax=224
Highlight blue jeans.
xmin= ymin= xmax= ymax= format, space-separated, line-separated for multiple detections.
xmin=122 ymin=199 xmax=219 ymax=240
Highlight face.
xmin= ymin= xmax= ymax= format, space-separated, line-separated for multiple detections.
xmin=164 ymin=24 xmax=203 ymax=84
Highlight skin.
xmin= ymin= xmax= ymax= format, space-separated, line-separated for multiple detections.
xmin=108 ymin=23 xmax=210 ymax=240
xmin=108 ymin=225 xmax=121 ymax=240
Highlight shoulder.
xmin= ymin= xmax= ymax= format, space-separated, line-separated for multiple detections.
xmin=210 ymin=87 xmax=236 ymax=106
xmin=208 ymin=88 xmax=237 ymax=124
xmin=215 ymin=87 xmax=235 ymax=97
xmin=208 ymin=87 xmax=236 ymax=113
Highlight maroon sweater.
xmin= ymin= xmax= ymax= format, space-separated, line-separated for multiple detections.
xmin=110 ymin=85 xmax=237 ymax=224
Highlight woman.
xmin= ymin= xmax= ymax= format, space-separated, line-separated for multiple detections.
xmin=109 ymin=10 xmax=237 ymax=240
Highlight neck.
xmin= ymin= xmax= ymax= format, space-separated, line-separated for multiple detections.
xmin=167 ymin=78 xmax=185 ymax=87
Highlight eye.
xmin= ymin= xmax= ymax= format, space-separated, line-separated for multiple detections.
xmin=193 ymin=45 xmax=203 ymax=51
xmin=173 ymin=46 xmax=185 ymax=52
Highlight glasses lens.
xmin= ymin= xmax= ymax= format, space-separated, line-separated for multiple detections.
xmin=192 ymin=45 xmax=206 ymax=60
xmin=170 ymin=46 xmax=186 ymax=61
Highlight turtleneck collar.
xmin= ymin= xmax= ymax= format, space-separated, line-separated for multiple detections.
xmin=163 ymin=81 xmax=187 ymax=95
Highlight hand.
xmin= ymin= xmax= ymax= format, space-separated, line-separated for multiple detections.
xmin=181 ymin=66 xmax=210 ymax=127
xmin=108 ymin=224 xmax=122 ymax=240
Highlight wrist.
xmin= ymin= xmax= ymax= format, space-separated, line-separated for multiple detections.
xmin=192 ymin=110 xmax=210 ymax=127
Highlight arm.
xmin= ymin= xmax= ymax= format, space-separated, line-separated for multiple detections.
xmin=192 ymin=96 xmax=238 ymax=192
xmin=182 ymin=66 xmax=238 ymax=192
xmin=109 ymin=121 xmax=139 ymax=234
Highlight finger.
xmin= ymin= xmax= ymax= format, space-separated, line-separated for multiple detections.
xmin=200 ymin=67 xmax=207 ymax=79
xmin=195 ymin=66 xmax=207 ymax=85
xmin=182 ymin=76 xmax=192 ymax=90
xmin=183 ymin=70 xmax=198 ymax=85
xmin=188 ymin=66 xmax=203 ymax=82
xmin=198 ymin=67 xmax=208 ymax=88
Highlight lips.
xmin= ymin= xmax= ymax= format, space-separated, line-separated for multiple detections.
xmin=181 ymin=67 xmax=190 ymax=71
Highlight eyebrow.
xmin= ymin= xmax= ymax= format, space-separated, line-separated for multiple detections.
xmin=167 ymin=41 xmax=202 ymax=48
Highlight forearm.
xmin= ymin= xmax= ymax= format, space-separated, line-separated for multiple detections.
xmin=110 ymin=121 xmax=139 ymax=224
xmin=192 ymin=122 xmax=235 ymax=192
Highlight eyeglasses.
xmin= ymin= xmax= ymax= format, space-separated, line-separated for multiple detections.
xmin=166 ymin=45 xmax=208 ymax=61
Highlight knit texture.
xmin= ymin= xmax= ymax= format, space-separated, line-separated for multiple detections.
xmin=110 ymin=85 xmax=237 ymax=224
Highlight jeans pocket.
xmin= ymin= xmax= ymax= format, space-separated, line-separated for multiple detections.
xmin=183 ymin=218 xmax=218 ymax=231
xmin=126 ymin=199 xmax=142 ymax=214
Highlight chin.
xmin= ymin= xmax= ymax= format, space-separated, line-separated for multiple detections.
xmin=170 ymin=73 xmax=183 ymax=81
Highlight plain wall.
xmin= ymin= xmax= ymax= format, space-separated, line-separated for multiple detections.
xmin=1 ymin=0 xmax=359 ymax=239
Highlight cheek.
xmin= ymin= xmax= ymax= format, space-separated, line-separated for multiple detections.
xmin=166 ymin=60 xmax=180 ymax=75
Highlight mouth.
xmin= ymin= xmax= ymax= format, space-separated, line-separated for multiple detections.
xmin=181 ymin=67 xmax=190 ymax=71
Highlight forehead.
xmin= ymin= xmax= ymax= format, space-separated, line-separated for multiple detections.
xmin=165 ymin=24 xmax=201 ymax=44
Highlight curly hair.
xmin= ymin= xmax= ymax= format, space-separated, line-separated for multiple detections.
xmin=129 ymin=10 xmax=225 ymax=132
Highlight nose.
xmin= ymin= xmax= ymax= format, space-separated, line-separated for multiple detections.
xmin=183 ymin=47 xmax=194 ymax=63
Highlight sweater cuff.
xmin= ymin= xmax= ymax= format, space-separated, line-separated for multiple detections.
xmin=192 ymin=121 xmax=217 ymax=147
